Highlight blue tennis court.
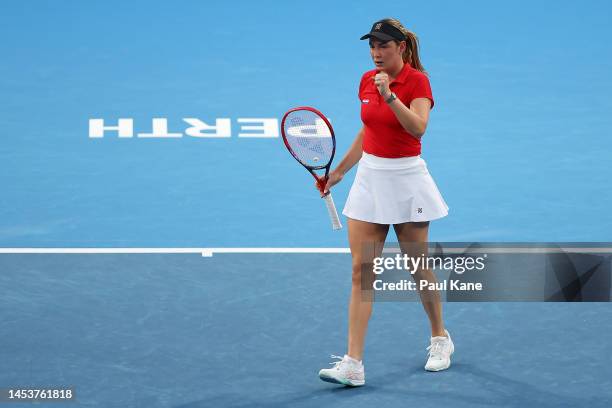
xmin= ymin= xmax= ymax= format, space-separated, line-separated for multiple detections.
xmin=1 ymin=0 xmax=611 ymax=406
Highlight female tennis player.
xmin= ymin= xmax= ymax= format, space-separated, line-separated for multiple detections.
xmin=318 ymin=18 xmax=452 ymax=387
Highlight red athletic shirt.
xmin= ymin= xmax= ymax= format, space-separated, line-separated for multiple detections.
xmin=359 ymin=63 xmax=434 ymax=158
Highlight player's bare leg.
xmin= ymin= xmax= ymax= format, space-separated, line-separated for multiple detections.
xmin=393 ymin=221 xmax=445 ymax=336
xmin=394 ymin=221 xmax=454 ymax=371
xmin=346 ymin=218 xmax=389 ymax=360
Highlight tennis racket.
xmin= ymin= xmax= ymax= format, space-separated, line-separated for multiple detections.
xmin=281 ymin=106 xmax=342 ymax=230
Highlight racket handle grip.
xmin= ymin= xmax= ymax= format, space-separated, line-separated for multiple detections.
xmin=323 ymin=193 xmax=343 ymax=230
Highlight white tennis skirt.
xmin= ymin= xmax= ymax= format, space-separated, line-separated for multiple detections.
xmin=342 ymin=152 xmax=449 ymax=224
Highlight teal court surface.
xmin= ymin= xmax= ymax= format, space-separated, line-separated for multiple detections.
xmin=1 ymin=1 xmax=611 ymax=407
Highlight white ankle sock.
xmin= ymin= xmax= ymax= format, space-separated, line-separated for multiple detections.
xmin=345 ymin=355 xmax=362 ymax=365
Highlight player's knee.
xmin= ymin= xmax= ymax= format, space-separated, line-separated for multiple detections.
xmin=412 ymin=267 xmax=432 ymax=280
xmin=351 ymin=260 xmax=363 ymax=286
xmin=351 ymin=260 xmax=374 ymax=288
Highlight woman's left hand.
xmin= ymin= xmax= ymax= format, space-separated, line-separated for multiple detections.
xmin=373 ymin=72 xmax=391 ymax=99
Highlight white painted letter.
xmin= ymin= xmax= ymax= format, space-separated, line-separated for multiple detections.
xmin=89 ymin=118 xmax=134 ymax=138
xmin=138 ymin=118 xmax=182 ymax=138
xmin=183 ymin=118 xmax=231 ymax=138
xmin=237 ymin=118 xmax=278 ymax=138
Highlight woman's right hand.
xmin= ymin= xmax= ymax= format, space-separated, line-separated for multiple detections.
xmin=315 ymin=169 xmax=344 ymax=195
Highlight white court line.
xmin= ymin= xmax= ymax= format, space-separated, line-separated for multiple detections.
xmin=201 ymin=247 xmax=612 ymax=256
xmin=0 ymin=247 xmax=350 ymax=257
xmin=0 ymin=248 xmax=203 ymax=254
xmin=0 ymin=247 xmax=611 ymax=257
xmin=200 ymin=248 xmax=350 ymax=257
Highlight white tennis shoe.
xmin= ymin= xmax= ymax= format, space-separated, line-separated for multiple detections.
xmin=425 ymin=329 xmax=454 ymax=372
xmin=319 ymin=355 xmax=365 ymax=386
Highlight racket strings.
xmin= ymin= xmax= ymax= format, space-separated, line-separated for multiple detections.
xmin=283 ymin=111 xmax=333 ymax=167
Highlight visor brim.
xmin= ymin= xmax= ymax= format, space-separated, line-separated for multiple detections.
xmin=360 ymin=32 xmax=396 ymax=42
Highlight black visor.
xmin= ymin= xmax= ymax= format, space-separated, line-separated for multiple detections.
xmin=360 ymin=21 xmax=406 ymax=42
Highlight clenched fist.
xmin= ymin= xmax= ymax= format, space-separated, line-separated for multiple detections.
xmin=373 ymin=72 xmax=391 ymax=99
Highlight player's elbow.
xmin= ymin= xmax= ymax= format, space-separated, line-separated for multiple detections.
xmin=413 ymin=129 xmax=425 ymax=139
xmin=413 ymin=121 xmax=428 ymax=139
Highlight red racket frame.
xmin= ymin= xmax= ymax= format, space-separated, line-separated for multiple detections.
xmin=280 ymin=106 xmax=337 ymax=196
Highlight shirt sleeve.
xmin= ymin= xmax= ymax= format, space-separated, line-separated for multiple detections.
xmin=410 ymin=74 xmax=434 ymax=109
xmin=358 ymin=74 xmax=367 ymax=100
